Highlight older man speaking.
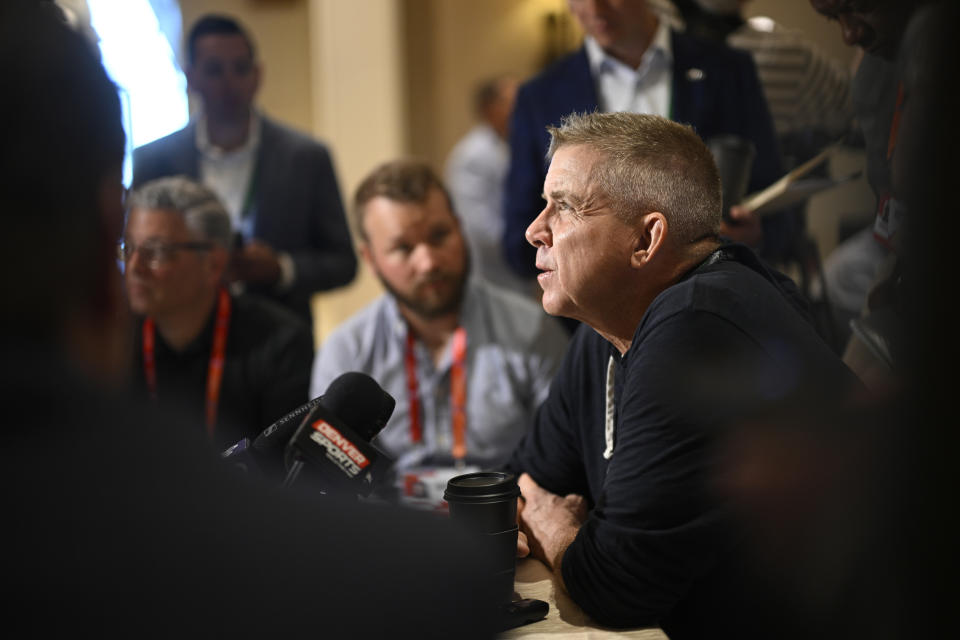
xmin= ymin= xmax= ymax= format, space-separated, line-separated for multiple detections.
xmin=506 ymin=112 xmax=859 ymax=638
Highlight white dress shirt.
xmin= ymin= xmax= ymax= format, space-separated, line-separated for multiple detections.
xmin=196 ymin=111 xmax=260 ymax=235
xmin=584 ymin=17 xmax=673 ymax=117
xmin=195 ymin=112 xmax=295 ymax=291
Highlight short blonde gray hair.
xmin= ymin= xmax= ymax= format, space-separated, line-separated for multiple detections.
xmin=547 ymin=112 xmax=722 ymax=244
xmin=128 ymin=175 xmax=233 ymax=248
xmin=353 ymin=158 xmax=455 ymax=241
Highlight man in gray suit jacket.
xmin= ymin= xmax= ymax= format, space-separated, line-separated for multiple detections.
xmin=133 ymin=14 xmax=356 ymax=327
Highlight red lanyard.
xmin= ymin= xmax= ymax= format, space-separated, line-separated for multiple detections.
xmin=887 ymin=82 xmax=904 ymax=161
xmin=404 ymin=327 xmax=468 ymax=461
xmin=142 ymin=287 xmax=232 ymax=438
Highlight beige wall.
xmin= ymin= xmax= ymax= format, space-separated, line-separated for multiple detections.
xmin=405 ymin=0 xmax=579 ymax=170
xmin=307 ymin=0 xmax=408 ymax=345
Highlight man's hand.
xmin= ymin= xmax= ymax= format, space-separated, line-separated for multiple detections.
xmin=229 ymin=240 xmax=282 ymax=286
xmin=516 ymin=473 xmax=587 ymax=572
xmin=720 ymin=205 xmax=763 ymax=248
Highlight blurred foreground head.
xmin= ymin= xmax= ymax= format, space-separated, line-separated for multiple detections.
xmin=809 ymin=0 xmax=933 ymax=60
xmin=0 ymin=0 xmax=127 ymax=377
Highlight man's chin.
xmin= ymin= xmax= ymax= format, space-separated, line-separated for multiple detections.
xmin=126 ymin=296 xmax=154 ymax=318
xmin=410 ymin=295 xmax=462 ymax=319
xmin=539 ymin=294 xmax=568 ymax=319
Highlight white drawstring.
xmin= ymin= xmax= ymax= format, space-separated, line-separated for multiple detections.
xmin=603 ymin=355 xmax=616 ymax=459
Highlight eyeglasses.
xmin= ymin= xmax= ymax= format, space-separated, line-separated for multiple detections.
xmin=117 ymin=240 xmax=214 ymax=269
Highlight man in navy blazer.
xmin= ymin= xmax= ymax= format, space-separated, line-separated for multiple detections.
xmin=504 ymin=0 xmax=785 ymax=280
xmin=133 ymin=15 xmax=356 ymax=326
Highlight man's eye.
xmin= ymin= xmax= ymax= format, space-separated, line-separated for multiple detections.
xmin=429 ymin=228 xmax=450 ymax=245
xmin=142 ymin=244 xmax=172 ymax=260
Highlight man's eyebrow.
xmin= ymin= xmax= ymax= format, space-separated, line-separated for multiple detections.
xmin=544 ymin=189 xmax=582 ymax=206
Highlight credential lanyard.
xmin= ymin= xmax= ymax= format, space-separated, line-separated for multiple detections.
xmin=142 ymin=287 xmax=232 ymax=438
xmin=404 ymin=327 xmax=468 ymax=461
xmin=887 ymin=82 xmax=905 ymax=161
xmin=874 ymin=82 xmax=907 ymax=249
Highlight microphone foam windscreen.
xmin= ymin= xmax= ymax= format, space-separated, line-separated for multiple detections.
xmin=321 ymin=372 xmax=396 ymax=441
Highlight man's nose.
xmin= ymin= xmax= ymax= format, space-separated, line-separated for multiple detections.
xmin=838 ymin=15 xmax=866 ymax=47
xmin=411 ymin=243 xmax=441 ymax=273
xmin=126 ymin=247 xmax=149 ymax=274
xmin=525 ymin=205 xmax=551 ymax=248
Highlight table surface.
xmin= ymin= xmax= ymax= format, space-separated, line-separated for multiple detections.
xmin=501 ymin=558 xmax=668 ymax=639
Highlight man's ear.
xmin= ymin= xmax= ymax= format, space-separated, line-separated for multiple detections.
xmin=359 ymin=241 xmax=374 ymax=269
xmin=631 ymin=211 xmax=667 ymax=269
xmin=185 ymin=65 xmax=197 ymax=93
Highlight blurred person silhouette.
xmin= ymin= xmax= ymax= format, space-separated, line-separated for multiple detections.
xmin=891 ymin=16 xmax=959 ymax=631
xmin=715 ymin=5 xmax=957 ymax=637
xmin=445 ymin=74 xmax=532 ymax=296
xmin=0 ymin=2 xmax=500 ymax=636
xmin=503 ymin=0 xmax=788 ymax=292
xmin=122 ymin=176 xmax=313 ymax=456
xmin=311 ymin=159 xmax=568 ymax=505
xmin=133 ymin=14 xmax=356 ymax=327
xmin=812 ymin=0 xmax=936 ymax=358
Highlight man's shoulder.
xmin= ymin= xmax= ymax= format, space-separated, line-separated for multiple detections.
xmin=133 ymin=123 xmax=194 ymax=160
xmin=321 ymin=294 xmax=396 ymax=351
xmin=649 ymin=255 xmax=778 ymax=319
xmin=638 ymin=249 xmax=825 ymax=353
xmin=260 ymin=114 xmax=331 ymax=155
xmin=448 ymin=124 xmax=499 ymax=162
xmin=446 ymin=125 xmax=506 ymax=182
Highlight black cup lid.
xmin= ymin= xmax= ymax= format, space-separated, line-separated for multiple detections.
xmin=444 ymin=471 xmax=520 ymax=503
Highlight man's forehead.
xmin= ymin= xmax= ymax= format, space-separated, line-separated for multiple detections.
xmin=364 ymin=190 xmax=455 ymax=237
xmin=126 ymin=207 xmax=189 ymax=235
xmin=193 ymin=33 xmax=254 ymax=62
xmin=811 ymin=0 xmax=886 ymax=16
xmin=546 ymin=145 xmax=601 ymax=189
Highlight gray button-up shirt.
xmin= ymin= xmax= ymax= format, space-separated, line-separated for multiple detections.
xmin=310 ymin=278 xmax=569 ymax=473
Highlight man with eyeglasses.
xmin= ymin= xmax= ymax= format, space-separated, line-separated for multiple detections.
xmin=132 ymin=14 xmax=356 ymax=328
xmin=121 ymin=175 xmax=313 ymax=456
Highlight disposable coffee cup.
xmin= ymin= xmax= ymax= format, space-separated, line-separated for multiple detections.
xmin=708 ymin=134 xmax=756 ymax=218
xmin=444 ymin=471 xmax=521 ymax=604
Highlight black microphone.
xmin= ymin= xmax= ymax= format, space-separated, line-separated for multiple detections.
xmin=281 ymin=372 xmax=396 ymax=498
xmin=218 ymin=395 xmax=327 ymax=481
xmin=252 ymin=395 xmax=326 ymax=456
xmin=221 ymin=437 xmax=258 ymax=475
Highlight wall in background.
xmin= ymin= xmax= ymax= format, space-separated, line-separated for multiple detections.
xmin=404 ymin=0 xmax=578 ymax=169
